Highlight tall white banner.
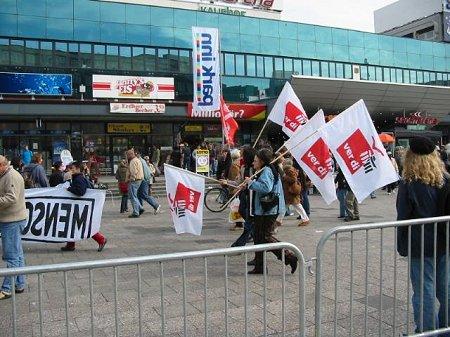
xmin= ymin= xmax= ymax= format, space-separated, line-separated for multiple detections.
xmin=267 ymin=82 xmax=308 ymax=138
xmin=285 ymin=110 xmax=337 ymax=205
xmin=319 ymin=100 xmax=398 ymax=202
xmin=192 ymin=27 xmax=221 ymax=113
xmin=165 ymin=165 xmax=205 ymax=235
xmin=22 ymin=186 xmax=106 ymax=243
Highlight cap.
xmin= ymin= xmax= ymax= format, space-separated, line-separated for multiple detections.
xmin=409 ymin=136 xmax=435 ymax=155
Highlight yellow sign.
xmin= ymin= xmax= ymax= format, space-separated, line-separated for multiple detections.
xmin=107 ymin=123 xmax=150 ymax=134
xmin=184 ymin=125 xmax=203 ymax=132
xmin=196 ymin=149 xmax=210 ymax=174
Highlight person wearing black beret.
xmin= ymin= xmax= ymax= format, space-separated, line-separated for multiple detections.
xmin=396 ymin=136 xmax=450 ymax=334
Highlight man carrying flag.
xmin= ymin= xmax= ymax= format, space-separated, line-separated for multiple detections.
xmin=318 ymin=99 xmax=398 ymax=203
xmin=220 ymin=97 xmax=239 ymax=146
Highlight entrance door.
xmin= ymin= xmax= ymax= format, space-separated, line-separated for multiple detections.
xmin=111 ymin=136 xmax=148 ymax=173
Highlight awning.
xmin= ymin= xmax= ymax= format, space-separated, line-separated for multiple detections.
xmin=290 ymin=75 xmax=450 ymax=124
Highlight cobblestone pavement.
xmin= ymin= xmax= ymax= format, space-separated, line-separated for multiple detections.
xmin=1 ymin=190 xmax=413 ymax=337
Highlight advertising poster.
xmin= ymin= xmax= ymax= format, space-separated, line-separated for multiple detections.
xmin=187 ymin=103 xmax=266 ymax=120
xmin=0 ymin=72 xmax=72 ymax=96
xmin=109 ymin=103 xmax=166 ymax=114
xmin=92 ymin=75 xmax=174 ymax=99
xmin=195 ymin=150 xmax=210 ymax=174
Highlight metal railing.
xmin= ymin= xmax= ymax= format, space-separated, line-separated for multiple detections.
xmin=0 ymin=242 xmax=306 ymax=337
xmin=314 ymin=215 xmax=450 ymax=337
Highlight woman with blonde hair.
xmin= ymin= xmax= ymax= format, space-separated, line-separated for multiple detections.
xmin=397 ymin=136 xmax=450 ymax=334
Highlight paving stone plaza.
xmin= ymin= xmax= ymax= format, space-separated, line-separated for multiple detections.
xmin=0 ymin=183 xmax=414 ymax=337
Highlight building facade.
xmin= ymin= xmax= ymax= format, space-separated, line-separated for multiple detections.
xmin=1 ymin=0 xmax=449 ymax=174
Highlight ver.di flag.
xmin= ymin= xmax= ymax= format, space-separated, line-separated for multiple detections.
xmin=192 ymin=27 xmax=221 ymax=113
xmin=267 ymin=82 xmax=308 ymax=138
xmin=285 ymin=110 xmax=337 ymax=205
xmin=318 ymin=100 xmax=398 ymax=202
xmin=165 ymin=165 xmax=205 ymax=235
xmin=221 ymin=97 xmax=239 ymax=146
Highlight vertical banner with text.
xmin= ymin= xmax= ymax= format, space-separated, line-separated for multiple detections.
xmin=192 ymin=27 xmax=221 ymax=113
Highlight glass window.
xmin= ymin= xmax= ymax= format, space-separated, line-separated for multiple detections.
xmin=132 ymin=47 xmax=144 ymax=71
xmin=284 ymin=58 xmax=293 ymax=77
xmin=423 ymin=72 xmax=430 ymax=84
xmin=410 ymin=70 xmax=417 ymax=84
xmin=173 ymin=9 xmax=196 ymax=28
xmin=100 ymin=2 xmax=125 ymax=23
xmin=126 ymin=4 xmax=150 ymax=25
xmin=390 ymin=68 xmax=396 ymax=82
xmin=0 ymin=13 xmax=18 ymax=36
xmin=321 ymin=61 xmax=329 ymax=77
xmin=417 ymin=71 xmax=424 ymax=84
xmin=246 ymin=55 xmax=256 ymax=77
xmin=0 ymin=38 xmax=9 ymax=65
xmin=179 ymin=50 xmax=190 ymax=74
xmin=68 ymin=43 xmax=79 ymax=68
xmin=293 ymin=59 xmax=301 ymax=75
xmin=79 ymin=44 xmax=92 ymax=68
xmin=360 ymin=66 xmax=368 ymax=80
xmin=396 ymin=69 xmax=403 ymax=83
xmin=18 ymin=15 xmax=46 ymax=38
xmin=279 ymin=22 xmax=297 ymax=39
xmin=329 ymin=62 xmax=336 ymax=78
xmin=169 ymin=49 xmax=179 ymax=72
xmin=336 ymin=63 xmax=344 ymax=78
xmin=157 ymin=49 xmax=169 ymax=72
xmin=144 ymin=48 xmax=155 ymax=72
xmin=311 ymin=61 xmax=320 ymax=76
xmin=256 ymin=56 xmax=264 ymax=77
xmin=259 ymin=19 xmax=278 ymax=38
xmin=101 ymin=23 xmax=126 ymax=44
xmin=74 ymin=0 xmax=100 ymax=21
xmin=93 ymin=44 xmax=105 ymax=69
xmin=225 ymin=53 xmax=235 ymax=75
xmin=403 ymin=70 xmax=410 ymax=84
xmin=106 ymin=45 xmax=119 ymax=70
xmin=298 ymin=24 xmax=315 ymax=42
xmin=46 ymin=18 xmax=74 ymax=40
xmin=274 ymin=57 xmax=283 ymax=78
xmin=54 ymin=42 xmax=67 ymax=68
xmin=302 ymin=60 xmax=312 ymax=76
xmin=383 ymin=68 xmax=390 ymax=82
xmin=235 ymin=54 xmax=245 ymax=76
xmin=126 ymin=24 xmax=151 ymax=45
xmin=25 ymin=40 xmax=39 ymax=67
xmin=429 ymin=72 xmax=436 ymax=84
xmin=40 ymin=41 xmax=53 ymax=67
xmin=344 ymin=64 xmax=352 ymax=79
xmin=332 ymin=28 xmax=348 ymax=46
xmin=375 ymin=67 xmax=383 ymax=81
xmin=119 ymin=46 xmax=131 ymax=70
xmin=10 ymin=39 xmax=24 ymax=66
xmin=436 ymin=73 xmax=443 ymax=86
xmin=368 ymin=66 xmax=375 ymax=81
xmin=151 ymin=27 xmax=174 ymax=47
xmin=364 ymin=33 xmax=379 ymax=50
xmin=379 ymin=36 xmax=394 ymax=51
xmin=348 ymin=31 xmax=364 ymax=48
xmin=74 ymin=20 xmax=100 ymax=42
xmin=151 ymin=7 xmax=173 ymax=27
xmin=264 ymin=57 xmax=273 ymax=78
xmin=315 ymin=27 xmax=332 ymax=44
xmin=1 ymin=0 xmax=17 ymax=14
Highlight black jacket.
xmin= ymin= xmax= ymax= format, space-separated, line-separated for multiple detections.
xmin=49 ymin=171 xmax=64 ymax=187
xmin=334 ymin=169 xmax=349 ymax=190
xmin=68 ymin=173 xmax=92 ymax=197
xmin=396 ymin=175 xmax=450 ymax=258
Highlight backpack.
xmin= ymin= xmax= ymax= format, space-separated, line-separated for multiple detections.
xmin=22 ymin=167 xmax=37 ymax=189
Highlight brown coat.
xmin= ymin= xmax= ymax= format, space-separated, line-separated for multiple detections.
xmin=282 ymin=166 xmax=302 ymax=205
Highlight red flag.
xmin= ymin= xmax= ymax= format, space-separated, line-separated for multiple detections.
xmin=220 ymin=97 xmax=239 ymax=145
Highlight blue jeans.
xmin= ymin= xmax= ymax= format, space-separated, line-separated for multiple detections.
xmin=128 ymin=180 xmax=144 ymax=216
xmin=0 ymin=219 xmax=26 ymax=293
xmin=231 ymin=220 xmax=254 ymax=247
xmin=138 ymin=179 xmax=159 ymax=210
xmin=411 ymin=256 xmax=450 ymax=335
xmin=301 ymin=190 xmax=310 ymax=216
xmin=336 ymin=188 xmax=347 ymax=217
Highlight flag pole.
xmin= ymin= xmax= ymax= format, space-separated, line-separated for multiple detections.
xmin=164 ymin=164 xmax=238 ymax=188
xmin=252 ymin=118 xmax=270 ymax=148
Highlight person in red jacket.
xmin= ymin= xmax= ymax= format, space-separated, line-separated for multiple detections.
xmin=61 ymin=161 xmax=107 ymax=252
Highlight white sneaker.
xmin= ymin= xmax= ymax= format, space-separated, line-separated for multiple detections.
xmin=154 ymin=205 xmax=161 ymax=215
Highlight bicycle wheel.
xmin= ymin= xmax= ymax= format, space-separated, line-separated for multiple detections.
xmin=204 ymin=187 xmax=229 ymax=213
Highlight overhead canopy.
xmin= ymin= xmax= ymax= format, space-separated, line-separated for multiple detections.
xmin=290 ymin=75 xmax=450 ymax=124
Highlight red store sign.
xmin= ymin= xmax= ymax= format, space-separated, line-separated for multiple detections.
xmin=395 ymin=112 xmax=439 ymax=126
xmin=187 ymin=103 xmax=266 ymax=121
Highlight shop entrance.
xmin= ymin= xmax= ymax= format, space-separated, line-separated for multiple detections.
xmin=110 ymin=135 xmax=148 ymax=172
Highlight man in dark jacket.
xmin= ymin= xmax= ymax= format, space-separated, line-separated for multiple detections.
xmin=23 ymin=153 xmax=49 ymax=188
xmin=49 ymin=161 xmax=65 ymax=187
xmin=61 ymin=161 xmax=107 ymax=252
xmin=335 ymin=166 xmax=349 ymax=219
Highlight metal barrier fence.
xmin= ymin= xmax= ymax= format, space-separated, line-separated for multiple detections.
xmin=314 ymin=215 xmax=450 ymax=337
xmin=0 ymin=243 xmax=306 ymax=337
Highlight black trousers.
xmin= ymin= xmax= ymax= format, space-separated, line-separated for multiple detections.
xmin=253 ymin=215 xmax=294 ymax=271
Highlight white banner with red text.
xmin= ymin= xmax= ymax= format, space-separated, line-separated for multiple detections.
xmin=92 ymin=75 xmax=174 ymax=99
xmin=285 ymin=110 xmax=337 ymax=205
xmin=109 ymin=103 xmax=165 ymax=114
xmin=21 ymin=185 xmax=105 ymax=243
xmin=318 ymin=100 xmax=398 ymax=202
xmin=165 ymin=164 xmax=205 ymax=235
xmin=192 ymin=27 xmax=221 ymax=113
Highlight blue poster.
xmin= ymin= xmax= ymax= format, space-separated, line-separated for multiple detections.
xmin=0 ymin=72 xmax=72 ymax=96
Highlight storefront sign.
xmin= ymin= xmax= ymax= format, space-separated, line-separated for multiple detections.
xmin=0 ymin=72 xmax=72 ymax=96
xmin=198 ymin=0 xmax=277 ymax=10
xmin=395 ymin=112 xmax=439 ymax=126
xmin=199 ymin=5 xmax=246 ymax=16
xmin=184 ymin=125 xmax=203 ymax=132
xmin=205 ymin=125 xmax=222 ymax=133
xmin=195 ymin=150 xmax=210 ymax=174
xmin=92 ymin=75 xmax=174 ymax=100
xmin=109 ymin=103 xmax=165 ymax=114
xmin=107 ymin=123 xmax=151 ymax=134
xmin=187 ymin=103 xmax=266 ymax=120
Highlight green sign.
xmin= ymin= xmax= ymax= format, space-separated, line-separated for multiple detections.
xmin=199 ymin=6 xmax=246 ymax=16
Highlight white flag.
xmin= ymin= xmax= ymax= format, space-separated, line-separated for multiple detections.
xmin=318 ymin=100 xmax=398 ymax=202
xmin=192 ymin=27 xmax=221 ymax=112
xmin=267 ymin=82 xmax=308 ymax=138
xmin=165 ymin=165 xmax=205 ymax=235
xmin=285 ymin=110 xmax=337 ymax=205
